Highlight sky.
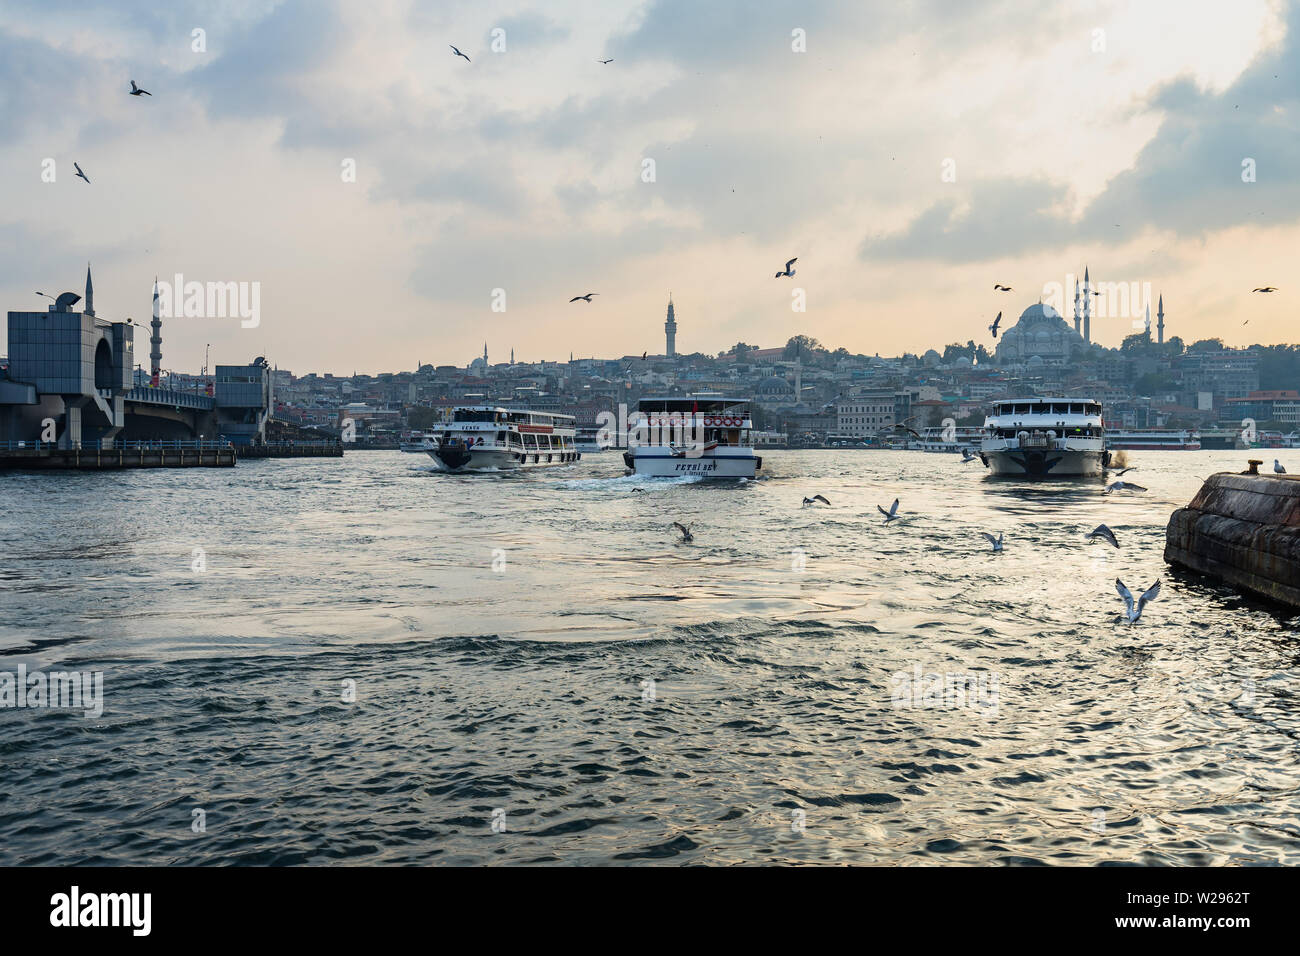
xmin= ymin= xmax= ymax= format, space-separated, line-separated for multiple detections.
xmin=1 ymin=0 xmax=1296 ymax=374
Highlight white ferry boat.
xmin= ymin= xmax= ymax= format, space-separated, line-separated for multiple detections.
xmin=623 ymin=396 xmax=762 ymax=478
xmin=1106 ymin=428 xmax=1201 ymax=451
xmin=919 ymin=425 xmax=984 ymax=453
xmin=399 ymin=430 xmax=438 ymax=453
xmin=428 ymin=406 xmax=580 ymax=471
xmin=979 ymin=397 xmax=1107 ymax=477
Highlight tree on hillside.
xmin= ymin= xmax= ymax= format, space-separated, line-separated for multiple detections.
xmin=784 ymin=335 xmax=822 ymax=359
xmin=1121 ymin=330 xmax=1153 ymax=352
xmin=407 ymin=406 xmax=439 ymax=429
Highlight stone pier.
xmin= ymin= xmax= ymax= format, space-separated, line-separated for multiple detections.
xmin=1165 ymin=471 xmax=1300 ymax=609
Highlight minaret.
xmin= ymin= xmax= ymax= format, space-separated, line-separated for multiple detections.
xmin=1144 ymin=301 xmax=1151 ymax=336
xmin=150 ymin=277 xmax=162 ymax=386
xmin=664 ymin=295 xmax=677 ymax=358
xmin=510 ymin=347 xmax=514 ymax=364
xmin=1072 ymin=274 xmax=1082 ymax=336
xmin=1157 ymin=294 xmax=1165 ymax=345
xmin=84 ymin=263 xmax=94 ymax=317
xmin=1082 ymin=265 xmax=1091 ymax=344
xmin=483 ymin=342 xmax=488 ymax=365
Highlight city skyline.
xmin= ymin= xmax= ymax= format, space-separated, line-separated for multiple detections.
xmin=2 ymin=1 xmax=1297 ymax=373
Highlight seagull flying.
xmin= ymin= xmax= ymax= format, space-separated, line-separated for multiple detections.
xmin=989 ymin=311 xmax=1002 ymax=338
xmin=1112 ymin=466 xmax=1136 ymax=476
xmin=450 ymin=45 xmax=471 ymax=62
xmin=1115 ymin=578 xmax=1161 ymax=623
xmin=1086 ymin=524 xmax=1119 ymax=548
xmin=960 ymin=448 xmax=977 ymax=463
xmin=802 ymin=494 xmax=830 ymax=506
xmin=878 ymin=498 xmax=900 ymax=523
xmin=598 ymin=58 xmax=614 ymax=64
xmin=1105 ymin=480 xmax=1147 ymax=493
xmin=980 ymin=531 xmax=1004 ymax=552
xmin=1252 ymin=287 xmax=1277 ymax=293
xmin=129 ymin=80 xmax=151 ymax=96
xmin=672 ymin=522 xmax=694 ymax=542
xmin=569 ymin=293 xmax=598 ymax=302
xmin=1275 ymin=459 xmax=1287 ymax=474
xmin=774 ymin=257 xmax=797 ymax=278
xmin=993 ymin=284 xmax=1012 ymax=292
xmin=74 ymin=162 xmax=90 ymax=184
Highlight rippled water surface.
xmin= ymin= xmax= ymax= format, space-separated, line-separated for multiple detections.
xmin=2 ymin=449 xmax=1298 ymax=865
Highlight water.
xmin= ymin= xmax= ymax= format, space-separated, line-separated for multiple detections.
xmin=1 ymin=450 xmax=1297 ymax=865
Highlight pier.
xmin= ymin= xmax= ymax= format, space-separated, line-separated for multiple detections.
xmin=0 ymin=439 xmax=235 ymax=469
xmin=1165 ymin=469 xmax=1300 ymax=609
xmin=237 ymin=441 xmax=343 ymax=459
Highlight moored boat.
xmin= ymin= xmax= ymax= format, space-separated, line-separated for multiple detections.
xmin=1105 ymin=428 xmax=1201 ymax=451
xmin=919 ymin=425 xmax=984 ymax=453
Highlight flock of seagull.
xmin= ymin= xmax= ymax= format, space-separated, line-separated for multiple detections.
xmin=660 ymin=458 xmax=1184 ymax=623
xmin=66 ymin=82 xmax=151 ymax=185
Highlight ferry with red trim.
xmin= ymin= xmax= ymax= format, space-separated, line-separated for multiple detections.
xmin=429 ymin=406 xmax=580 ymax=471
xmin=623 ymin=396 xmax=762 ymax=478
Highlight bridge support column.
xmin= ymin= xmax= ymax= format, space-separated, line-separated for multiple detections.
xmin=58 ymin=400 xmax=84 ymax=449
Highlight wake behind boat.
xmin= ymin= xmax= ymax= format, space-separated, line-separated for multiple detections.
xmin=623 ymin=396 xmax=762 ymax=478
xmin=979 ymin=397 xmax=1107 ymax=477
xmin=428 ymin=406 xmax=580 ymax=471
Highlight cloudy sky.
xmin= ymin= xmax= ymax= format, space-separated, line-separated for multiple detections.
xmin=1 ymin=0 xmax=1296 ymax=373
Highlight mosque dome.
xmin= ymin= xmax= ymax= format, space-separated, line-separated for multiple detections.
xmin=922 ymin=349 xmax=942 ymax=366
xmin=757 ymin=375 xmax=794 ymax=395
xmin=995 ymin=300 xmax=1083 ymax=367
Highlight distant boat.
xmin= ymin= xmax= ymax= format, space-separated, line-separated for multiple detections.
xmin=979 ymin=397 xmax=1106 ymax=476
xmin=1106 ymin=429 xmax=1201 ymax=451
xmin=399 ymin=430 xmax=438 ymax=453
xmin=575 ymin=425 xmax=613 ymax=452
xmin=919 ymin=425 xmax=984 ymax=453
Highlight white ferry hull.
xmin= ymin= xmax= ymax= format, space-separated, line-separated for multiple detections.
xmin=428 ymin=446 xmax=580 ymax=471
xmin=981 ymin=446 xmax=1104 ymax=477
xmin=624 ymin=448 xmax=761 ymax=478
